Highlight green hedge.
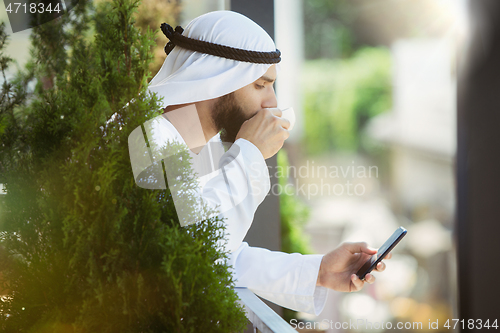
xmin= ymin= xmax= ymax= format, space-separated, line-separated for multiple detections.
xmin=0 ymin=0 xmax=246 ymax=331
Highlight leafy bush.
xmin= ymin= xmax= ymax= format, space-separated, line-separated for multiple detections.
xmin=0 ymin=0 xmax=246 ymax=331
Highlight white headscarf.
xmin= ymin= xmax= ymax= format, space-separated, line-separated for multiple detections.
xmin=147 ymin=10 xmax=279 ymax=107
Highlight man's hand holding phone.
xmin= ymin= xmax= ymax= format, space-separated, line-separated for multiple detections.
xmin=316 ymin=242 xmax=392 ymax=292
xmin=316 ymin=227 xmax=406 ymax=293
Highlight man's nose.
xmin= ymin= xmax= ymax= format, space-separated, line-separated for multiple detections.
xmin=262 ymin=86 xmax=277 ymax=109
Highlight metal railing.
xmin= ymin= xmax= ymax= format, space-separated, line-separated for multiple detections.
xmin=235 ymin=288 xmax=296 ymax=333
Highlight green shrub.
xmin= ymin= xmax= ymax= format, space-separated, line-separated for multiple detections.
xmin=0 ymin=1 xmax=246 ymax=331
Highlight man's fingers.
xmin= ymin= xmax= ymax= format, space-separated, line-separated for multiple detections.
xmin=350 ymin=274 xmax=364 ymax=291
xmin=266 ymin=108 xmax=290 ymax=130
xmin=237 ymin=107 xmax=292 ymax=159
xmin=279 ymin=118 xmax=291 ymax=130
xmin=343 ymin=242 xmax=377 ymax=255
xmin=267 ymin=108 xmax=282 ymax=117
xmin=282 ymin=128 xmax=290 ymax=140
xmin=385 ymin=252 xmax=392 ymax=260
xmin=364 ymin=273 xmax=376 ymax=284
xmin=375 ymin=261 xmax=386 ymax=272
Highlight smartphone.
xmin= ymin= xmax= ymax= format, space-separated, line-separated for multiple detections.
xmin=356 ymin=226 xmax=407 ymax=280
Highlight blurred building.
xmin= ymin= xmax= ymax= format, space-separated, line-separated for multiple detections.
xmin=367 ymin=39 xmax=456 ymax=225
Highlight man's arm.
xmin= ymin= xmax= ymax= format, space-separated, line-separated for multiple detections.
xmin=199 ymin=137 xmax=271 ymax=252
xmin=230 ymin=241 xmax=391 ymax=315
xmin=230 ymin=242 xmax=328 ymax=315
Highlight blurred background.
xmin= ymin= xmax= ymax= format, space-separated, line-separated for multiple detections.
xmin=274 ymin=1 xmax=463 ymax=332
xmin=1 ymin=0 xmax=470 ymax=332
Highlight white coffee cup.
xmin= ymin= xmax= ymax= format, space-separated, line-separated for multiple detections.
xmin=281 ymin=107 xmax=295 ymax=131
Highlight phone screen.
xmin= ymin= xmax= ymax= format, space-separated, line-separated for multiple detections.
xmin=356 ymin=226 xmax=407 ymax=280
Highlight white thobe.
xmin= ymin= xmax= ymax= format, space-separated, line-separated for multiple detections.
xmin=142 ymin=114 xmax=328 ymax=315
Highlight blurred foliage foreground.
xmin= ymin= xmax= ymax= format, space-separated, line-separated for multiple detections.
xmin=0 ymin=0 xmax=247 ymax=332
xmin=302 ymin=47 xmax=392 ymax=154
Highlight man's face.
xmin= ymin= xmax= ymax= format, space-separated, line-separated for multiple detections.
xmin=211 ymin=65 xmax=277 ymax=143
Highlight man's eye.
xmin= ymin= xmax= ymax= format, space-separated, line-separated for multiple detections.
xmin=255 ymin=84 xmax=265 ymax=89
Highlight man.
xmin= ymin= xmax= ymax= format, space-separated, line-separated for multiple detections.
xmin=138 ymin=10 xmax=390 ymax=315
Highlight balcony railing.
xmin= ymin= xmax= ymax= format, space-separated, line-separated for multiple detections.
xmin=235 ymin=288 xmax=296 ymax=333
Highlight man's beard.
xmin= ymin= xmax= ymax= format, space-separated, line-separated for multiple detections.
xmin=211 ymin=92 xmax=249 ymax=144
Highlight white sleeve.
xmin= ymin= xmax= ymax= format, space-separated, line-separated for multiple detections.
xmin=229 ymin=242 xmax=328 ymax=315
xmin=200 ymin=138 xmax=270 ymax=252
